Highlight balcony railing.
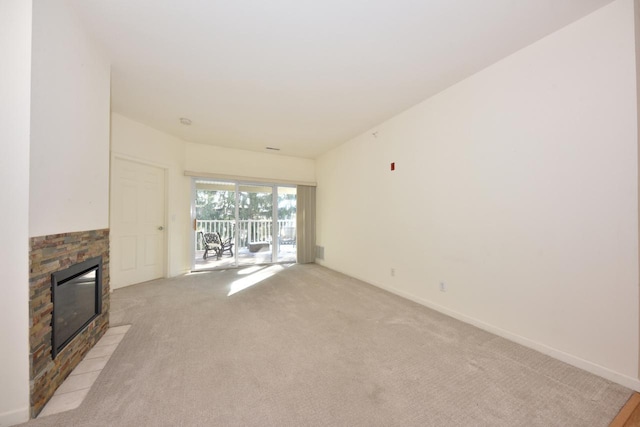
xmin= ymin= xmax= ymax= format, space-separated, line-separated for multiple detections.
xmin=195 ymin=219 xmax=295 ymax=250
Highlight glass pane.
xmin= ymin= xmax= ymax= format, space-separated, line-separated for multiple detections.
xmin=237 ymin=185 xmax=273 ymax=266
xmin=194 ymin=181 xmax=236 ymax=270
xmin=277 ymin=186 xmax=296 ymax=263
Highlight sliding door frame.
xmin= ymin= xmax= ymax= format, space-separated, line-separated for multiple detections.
xmin=190 ymin=177 xmax=296 ymax=271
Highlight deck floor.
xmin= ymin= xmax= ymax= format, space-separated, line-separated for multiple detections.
xmin=194 ymin=244 xmax=296 ymax=270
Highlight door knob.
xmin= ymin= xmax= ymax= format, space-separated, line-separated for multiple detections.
xmin=158 ymin=226 xmax=164 ymax=231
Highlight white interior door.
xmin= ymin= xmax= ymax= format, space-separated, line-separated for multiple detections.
xmin=111 ymin=158 xmax=166 ymax=289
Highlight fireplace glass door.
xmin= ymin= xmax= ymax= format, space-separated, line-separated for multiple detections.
xmin=51 ymin=256 xmax=102 ymax=358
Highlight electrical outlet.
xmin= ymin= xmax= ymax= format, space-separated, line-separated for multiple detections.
xmin=390 ymin=268 xmax=395 ymax=277
xmin=439 ymin=282 xmax=446 ymax=292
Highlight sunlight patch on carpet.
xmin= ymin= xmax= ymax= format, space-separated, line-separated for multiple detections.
xmin=228 ymin=265 xmax=284 ymax=296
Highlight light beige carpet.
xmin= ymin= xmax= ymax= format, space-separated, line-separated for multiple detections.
xmin=21 ymin=263 xmax=631 ymax=426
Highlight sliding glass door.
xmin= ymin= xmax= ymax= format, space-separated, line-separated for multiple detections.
xmin=194 ymin=181 xmax=237 ymax=269
xmin=192 ymin=179 xmax=296 ymax=270
xmin=237 ymin=184 xmax=273 ymax=266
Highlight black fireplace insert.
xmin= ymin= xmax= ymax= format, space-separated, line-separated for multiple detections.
xmin=51 ymin=256 xmax=102 ymax=358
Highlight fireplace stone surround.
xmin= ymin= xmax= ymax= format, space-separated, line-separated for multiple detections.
xmin=29 ymin=229 xmax=110 ymax=417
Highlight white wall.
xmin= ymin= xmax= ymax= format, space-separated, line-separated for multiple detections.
xmin=186 ymin=143 xmax=316 ymax=184
xmin=110 ymin=113 xmax=191 ymax=278
xmin=0 ymin=1 xmax=32 ymax=424
xmin=317 ymin=0 xmax=640 ymax=388
xmin=29 ymin=0 xmax=111 ymax=238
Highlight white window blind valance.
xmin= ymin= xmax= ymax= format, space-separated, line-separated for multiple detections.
xmin=184 ymin=170 xmax=316 ymax=187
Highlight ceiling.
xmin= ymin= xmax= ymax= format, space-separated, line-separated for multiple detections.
xmin=70 ymin=0 xmax=614 ymax=159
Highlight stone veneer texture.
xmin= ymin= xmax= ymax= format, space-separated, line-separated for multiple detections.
xmin=29 ymin=229 xmax=110 ymax=417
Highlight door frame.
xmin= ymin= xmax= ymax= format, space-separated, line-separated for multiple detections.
xmin=110 ymin=153 xmax=169 ymax=287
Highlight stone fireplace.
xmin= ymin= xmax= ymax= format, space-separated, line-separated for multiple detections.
xmin=29 ymin=229 xmax=110 ymax=417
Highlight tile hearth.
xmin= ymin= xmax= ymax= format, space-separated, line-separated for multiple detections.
xmin=38 ymin=325 xmax=131 ymax=418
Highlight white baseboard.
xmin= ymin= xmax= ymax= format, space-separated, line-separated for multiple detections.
xmin=0 ymin=406 xmax=29 ymax=427
xmin=325 ymin=264 xmax=640 ymax=392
